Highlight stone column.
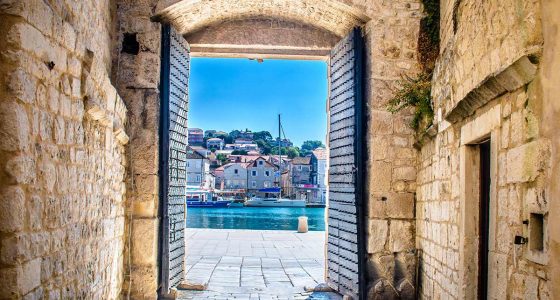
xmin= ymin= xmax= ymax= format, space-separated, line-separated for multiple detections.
xmin=113 ymin=0 xmax=163 ymax=298
xmin=361 ymin=1 xmax=423 ymax=299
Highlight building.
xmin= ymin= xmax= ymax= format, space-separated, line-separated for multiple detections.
xmin=238 ymin=130 xmax=254 ymax=140
xmin=206 ymin=137 xmax=224 ymax=150
xmin=291 ymin=156 xmax=312 ymax=185
xmin=291 ymin=156 xmax=315 ymax=200
xmin=222 ymin=162 xmax=249 ymax=190
xmin=185 ymin=145 xmax=211 ymax=189
xmin=274 ymin=137 xmax=293 ymax=148
xmin=187 ymin=128 xmax=204 ymax=145
xmin=246 ymin=157 xmax=279 ymax=197
xmin=234 ymin=138 xmax=253 ymax=144
xmin=311 ymin=148 xmax=328 ymax=204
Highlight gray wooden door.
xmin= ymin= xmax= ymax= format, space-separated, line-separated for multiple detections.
xmin=159 ymin=24 xmax=190 ymax=295
xmin=327 ymin=27 xmax=366 ymax=299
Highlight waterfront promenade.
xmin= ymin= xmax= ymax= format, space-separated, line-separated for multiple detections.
xmin=178 ymin=228 xmax=339 ymax=299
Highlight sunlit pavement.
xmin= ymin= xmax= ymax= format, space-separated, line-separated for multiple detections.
xmin=177 ymin=228 xmax=341 ymax=299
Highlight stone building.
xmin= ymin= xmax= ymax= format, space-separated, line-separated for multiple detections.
xmin=0 ymin=0 xmax=559 ymax=300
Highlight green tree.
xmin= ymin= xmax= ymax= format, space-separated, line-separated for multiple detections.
xmin=286 ymin=147 xmax=299 ymax=159
xmin=216 ymin=153 xmax=229 ymax=165
xmin=300 ymin=140 xmax=325 ymax=157
xmin=253 ymin=131 xmax=273 ymax=141
xmin=231 ymin=150 xmax=248 ymax=155
xmin=255 ymin=139 xmax=272 ymax=155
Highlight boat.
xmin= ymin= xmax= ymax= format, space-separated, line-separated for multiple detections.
xmin=187 ymin=198 xmax=231 ymax=208
xmin=227 ymin=200 xmax=245 ymax=208
xmin=245 ymin=197 xmax=306 ymax=207
xmin=186 ymin=188 xmax=232 ymax=208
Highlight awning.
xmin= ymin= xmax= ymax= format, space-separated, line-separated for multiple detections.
xmin=258 ymin=187 xmax=281 ymax=193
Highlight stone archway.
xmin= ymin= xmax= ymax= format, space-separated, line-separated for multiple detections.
xmin=116 ymin=0 xmax=421 ymax=298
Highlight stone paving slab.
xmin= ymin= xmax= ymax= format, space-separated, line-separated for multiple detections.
xmin=178 ymin=229 xmax=338 ymax=300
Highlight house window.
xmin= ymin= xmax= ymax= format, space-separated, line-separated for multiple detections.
xmin=299 ymin=166 xmax=302 ymax=171
xmin=265 ymin=171 xmax=270 ymax=177
xmin=252 ymin=170 xmax=257 ymax=176
xmin=187 ymin=161 xmax=190 ymax=167
xmin=252 ymin=181 xmax=256 ymax=188
xmin=264 ymin=181 xmax=270 ymax=187
xmin=259 ymin=160 xmax=264 ymax=166
xmin=234 ymin=169 xmax=238 ymax=174
xmin=196 ymin=175 xmax=200 ymax=182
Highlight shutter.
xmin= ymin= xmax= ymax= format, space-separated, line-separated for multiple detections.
xmin=159 ymin=24 xmax=190 ymax=295
xmin=327 ymin=27 xmax=366 ymax=299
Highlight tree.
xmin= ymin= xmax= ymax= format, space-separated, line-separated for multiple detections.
xmin=216 ymin=153 xmax=229 ymax=165
xmin=231 ymin=150 xmax=248 ymax=155
xmin=255 ymin=139 xmax=272 ymax=155
xmin=301 ymin=140 xmax=325 ymax=151
xmin=300 ymin=140 xmax=325 ymax=157
xmin=253 ymin=131 xmax=273 ymax=141
xmin=286 ymin=147 xmax=299 ymax=159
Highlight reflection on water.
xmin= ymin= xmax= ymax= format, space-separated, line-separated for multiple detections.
xmin=186 ymin=207 xmax=325 ymax=231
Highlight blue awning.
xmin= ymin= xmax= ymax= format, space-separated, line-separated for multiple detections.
xmin=258 ymin=187 xmax=281 ymax=193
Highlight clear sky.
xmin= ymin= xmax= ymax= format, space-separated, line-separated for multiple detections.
xmin=188 ymin=57 xmax=328 ymax=147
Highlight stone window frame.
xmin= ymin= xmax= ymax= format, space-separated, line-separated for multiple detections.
xmin=458 ymin=105 xmax=501 ymax=300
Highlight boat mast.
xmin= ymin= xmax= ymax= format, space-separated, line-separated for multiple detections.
xmin=278 ymin=114 xmax=282 ymax=197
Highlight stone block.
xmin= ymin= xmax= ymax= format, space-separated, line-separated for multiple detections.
xmin=370 ymin=110 xmax=394 ymax=135
xmin=8 ymin=68 xmax=37 ymax=104
xmin=367 ymin=219 xmax=388 ymax=253
xmin=388 ymin=220 xmax=414 ymax=252
xmin=5 ymin=155 xmax=36 ymax=185
xmin=369 ymin=161 xmax=392 ymax=192
xmin=0 ymin=101 xmax=30 ymax=151
xmin=0 ymin=186 xmax=25 ymax=232
xmin=18 ymin=259 xmax=41 ymax=295
xmin=368 ymin=193 xmax=414 ymax=219
xmin=131 ymin=218 xmax=158 ymax=266
xmin=506 ymin=140 xmax=551 ymax=183
xmin=392 ymin=166 xmax=416 ymax=181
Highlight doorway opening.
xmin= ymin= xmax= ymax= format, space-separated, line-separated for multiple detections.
xmin=183 ymin=56 xmax=330 ymax=298
xmin=478 ymin=139 xmax=491 ymax=300
xmin=158 ymin=24 xmax=367 ymax=299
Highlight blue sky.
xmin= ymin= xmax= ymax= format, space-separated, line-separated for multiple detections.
xmin=188 ymin=57 xmax=328 ymax=147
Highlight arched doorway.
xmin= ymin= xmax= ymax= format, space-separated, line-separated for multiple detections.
xmin=155 ymin=1 xmax=369 ymax=298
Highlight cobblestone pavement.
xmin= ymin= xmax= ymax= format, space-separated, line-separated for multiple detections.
xmin=178 ymin=229 xmax=340 ymax=299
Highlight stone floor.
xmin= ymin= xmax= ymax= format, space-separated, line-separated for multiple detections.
xmin=177 ymin=229 xmax=341 ymax=299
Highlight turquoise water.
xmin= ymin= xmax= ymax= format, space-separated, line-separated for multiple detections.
xmin=186 ymin=207 xmax=325 ymax=231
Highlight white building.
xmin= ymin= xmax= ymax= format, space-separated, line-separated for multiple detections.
xmin=311 ymin=148 xmax=328 ymax=204
xmin=186 ymin=145 xmax=212 ymax=189
xmin=222 ymin=162 xmax=249 ymax=190
xmin=206 ymin=138 xmax=224 ymax=150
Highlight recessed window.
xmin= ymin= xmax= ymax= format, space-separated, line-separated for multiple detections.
xmin=252 ymin=181 xmax=256 ymax=188
xmin=234 ymin=169 xmax=238 ymax=174
xmin=265 ymin=171 xmax=270 ymax=177
xmin=530 ymin=213 xmax=545 ymax=251
xmin=252 ymin=170 xmax=257 ymax=176
xmin=259 ymin=160 xmax=264 ymax=166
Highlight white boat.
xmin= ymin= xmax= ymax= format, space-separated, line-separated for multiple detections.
xmin=245 ymin=197 xmax=306 ymax=207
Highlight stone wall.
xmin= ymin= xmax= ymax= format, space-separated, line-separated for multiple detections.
xmin=362 ymin=1 xmax=422 ymax=298
xmin=417 ymin=0 xmax=552 ymax=298
xmin=112 ymin=0 xmax=162 ymax=298
xmin=0 ymin=0 xmax=128 ymax=299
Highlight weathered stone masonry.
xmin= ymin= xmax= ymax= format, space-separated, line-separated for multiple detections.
xmin=417 ymin=0 xmax=555 ymax=298
xmin=0 ymin=0 xmax=127 ymax=298
xmin=1 ymin=0 xmax=559 ymax=299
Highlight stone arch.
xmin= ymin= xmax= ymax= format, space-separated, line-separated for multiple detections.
xmin=154 ymin=0 xmax=371 ymax=37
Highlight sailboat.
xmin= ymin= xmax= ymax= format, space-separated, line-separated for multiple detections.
xmin=245 ymin=115 xmax=306 ymax=207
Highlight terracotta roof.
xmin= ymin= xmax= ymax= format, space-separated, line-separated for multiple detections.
xmin=185 ymin=145 xmax=206 ymax=159
xmin=312 ymin=148 xmax=328 ymax=160
xmin=291 ymin=156 xmax=311 ymax=165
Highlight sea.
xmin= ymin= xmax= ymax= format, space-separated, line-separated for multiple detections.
xmin=186 ymin=206 xmax=326 ymax=231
